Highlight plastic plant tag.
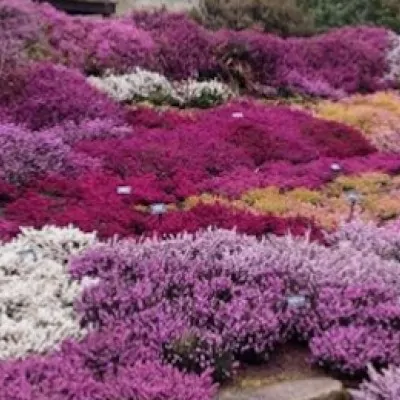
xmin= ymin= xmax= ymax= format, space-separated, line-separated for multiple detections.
xmin=330 ymin=163 xmax=342 ymax=172
xmin=17 ymin=249 xmax=37 ymax=262
xmin=345 ymin=190 xmax=360 ymax=204
xmin=287 ymin=295 xmax=307 ymax=308
xmin=150 ymin=203 xmax=167 ymax=215
xmin=80 ymin=276 xmax=101 ymax=289
xmin=232 ymin=112 xmax=244 ymax=119
xmin=117 ymin=186 xmax=132 ymax=195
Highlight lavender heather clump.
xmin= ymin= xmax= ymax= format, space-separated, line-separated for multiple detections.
xmin=351 ymin=364 xmax=400 ymax=400
xmin=327 ymin=220 xmax=400 ymax=261
xmin=310 ymin=326 xmax=400 ymax=375
xmin=67 ymin=227 xmax=400 ymax=378
xmin=0 ymin=0 xmax=43 ymax=70
xmin=0 ymin=124 xmax=76 ymax=184
xmin=71 ymin=230 xmax=287 ymax=371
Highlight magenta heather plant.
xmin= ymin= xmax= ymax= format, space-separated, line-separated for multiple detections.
xmin=75 ymin=102 xmax=376 ymax=189
xmin=0 ymin=62 xmax=123 ymax=130
xmin=131 ymin=11 xmax=218 ymax=79
xmin=281 ymin=27 xmax=390 ymax=96
xmin=38 ymin=2 xmax=154 ymax=74
xmin=216 ymin=26 xmax=391 ymax=96
xmin=0 ymin=0 xmax=42 ymax=71
xmin=2 ymin=174 xmax=324 ymax=240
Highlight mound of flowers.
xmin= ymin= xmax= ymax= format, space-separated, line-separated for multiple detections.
xmin=2 ymin=2 xmax=400 ymax=399
xmin=0 ymin=223 xmax=399 ymax=398
xmin=3 ymin=0 xmax=400 ymax=98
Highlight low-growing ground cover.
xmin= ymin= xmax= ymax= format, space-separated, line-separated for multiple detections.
xmin=1 ymin=1 xmax=400 ymax=399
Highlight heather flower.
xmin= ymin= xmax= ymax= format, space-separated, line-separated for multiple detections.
xmin=0 ymin=225 xmax=97 ymax=359
xmin=0 ymin=62 xmax=123 ymax=130
xmin=0 ymin=124 xmax=74 ymax=184
xmin=351 ymin=364 xmax=400 ymax=400
xmin=88 ymin=68 xmax=178 ymax=104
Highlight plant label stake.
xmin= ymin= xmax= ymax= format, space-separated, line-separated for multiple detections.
xmin=150 ymin=203 xmax=167 ymax=224
xmin=232 ymin=112 xmax=244 ymax=119
xmin=17 ymin=248 xmax=37 ymax=262
xmin=150 ymin=203 xmax=167 ymax=215
xmin=345 ymin=190 xmax=360 ymax=222
xmin=117 ymin=186 xmax=132 ymax=195
xmin=287 ymin=295 xmax=307 ymax=309
xmin=330 ymin=163 xmax=342 ymax=173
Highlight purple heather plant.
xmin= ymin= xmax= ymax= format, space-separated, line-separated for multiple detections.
xmin=0 ymin=123 xmax=91 ymax=185
xmin=0 ymin=0 xmax=42 ymax=72
xmin=351 ymin=364 xmax=400 ymax=400
xmin=0 ymin=62 xmax=123 ymax=130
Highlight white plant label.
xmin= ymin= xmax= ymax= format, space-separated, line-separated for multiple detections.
xmin=232 ymin=112 xmax=244 ymax=119
xmin=287 ymin=295 xmax=307 ymax=308
xmin=117 ymin=186 xmax=132 ymax=195
xmin=330 ymin=163 xmax=342 ymax=172
xmin=150 ymin=203 xmax=167 ymax=215
xmin=17 ymin=249 xmax=37 ymax=262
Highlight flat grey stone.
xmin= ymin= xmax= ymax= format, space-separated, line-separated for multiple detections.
xmin=218 ymin=378 xmax=346 ymax=400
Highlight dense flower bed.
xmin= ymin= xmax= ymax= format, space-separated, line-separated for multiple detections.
xmin=2 ymin=0 xmax=400 ymax=98
xmin=2 ymin=1 xmax=400 ymax=399
xmin=0 ymin=225 xmax=400 ymax=398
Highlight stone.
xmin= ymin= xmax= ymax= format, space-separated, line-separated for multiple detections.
xmin=218 ymin=378 xmax=347 ymax=400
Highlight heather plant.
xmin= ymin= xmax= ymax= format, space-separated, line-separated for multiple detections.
xmin=0 ymin=225 xmax=97 ymax=359
xmin=2 ymin=175 xmax=324 ymax=240
xmin=175 ymin=79 xmax=234 ymax=108
xmin=88 ymin=68 xmax=178 ymax=104
xmin=132 ymin=11 xmax=218 ymax=79
xmin=0 ymin=62 xmax=123 ymax=130
xmin=0 ymin=0 xmax=43 ymax=74
xmin=69 ymin=227 xmax=400 ymax=377
xmin=315 ymin=91 xmax=400 ymax=152
xmin=194 ymin=173 xmax=400 ymax=228
xmin=351 ymin=364 xmax=400 ymax=400
xmin=38 ymin=3 xmax=154 ymax=74
xmin=0 ymin=124 xmax=84 ymax=185
xmin=88 ymin=68 xmax=234 ymax=107
xmin=0 ymin=353 xmax=216 ymax=400
xmin=217 ymin=26 xmax=390 ymax=97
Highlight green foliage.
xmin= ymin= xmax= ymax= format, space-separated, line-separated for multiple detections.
xmin=192 ymin=0 xmax=315 ymax=37
xmin=299 ymin=0 xmax=400 ymax=32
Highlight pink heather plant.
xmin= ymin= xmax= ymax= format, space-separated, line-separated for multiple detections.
xmin=38 ymin=2 xmax=154 ymax=74
xmin=131 ymin=11 xmax=218 ymax=79
xmin=352 ymin=364 xmax=400 ymax=400
xmin=0 ymin=0 xmax=42 ymax=72
xmin=0 ymin=123 xmax=85 ymax=185
xmin=216 ymin=26 xmax=391 ymax=96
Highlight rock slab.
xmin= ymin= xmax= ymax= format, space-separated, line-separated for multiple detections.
xmin=218 ymin=378 xmax=347 ymax=400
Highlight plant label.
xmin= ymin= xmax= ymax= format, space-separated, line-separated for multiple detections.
xmin=117 ymin=186 xmax=132 ymax=195
xmin=150 ymin=203 xmax=167 ymax=215
xmin=330 ymin=163 xmax=342 ymax=172
xmin=17 ymin=249 xmax=37 ymax=262
xmin=232 ymin=112 xmax=244 ymax=118
xmin=287 ymin=295 xmax=307 ymax=308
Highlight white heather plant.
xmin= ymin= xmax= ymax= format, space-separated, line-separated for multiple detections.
xmin=88 ymin=68 xmax=178 ymax=104
xmin=88 ymin=68 xmax=234 ymax=107
xmin=0 ymin=225 xmax=98 ymax=359
xmin=174 ymin=79 xmax=234 ymax=108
